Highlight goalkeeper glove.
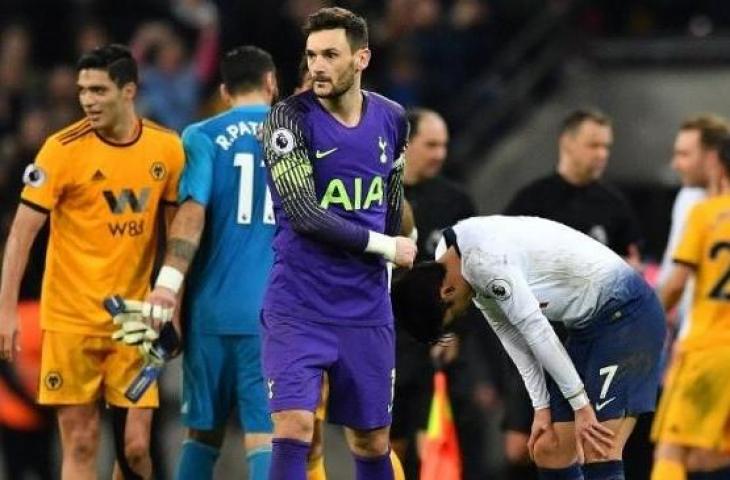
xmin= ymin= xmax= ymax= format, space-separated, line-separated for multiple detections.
xmin=139 ymin=320 xmax=181 ymax=366
xmin=138 ymin=339 xmax=166 ymax=367
xmin=105 ymin=295 xmax=181 ymax=360
xmin=107 ymin=297 xmax=159 ymax=346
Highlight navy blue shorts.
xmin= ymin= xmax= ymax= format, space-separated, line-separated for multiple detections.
xmin=549 ymin=273 xmax=666 ymax=422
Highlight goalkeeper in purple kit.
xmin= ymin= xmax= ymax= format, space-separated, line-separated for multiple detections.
xmin=260 ymin=7 xmax=416 ymax=480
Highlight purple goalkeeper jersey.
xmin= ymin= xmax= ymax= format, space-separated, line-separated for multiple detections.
xmin=262 ymin=90 xmax=408 ymax=325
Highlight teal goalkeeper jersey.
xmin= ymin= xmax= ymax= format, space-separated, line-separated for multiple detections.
xmin=179 ymin=104 xmax=274 ymax=334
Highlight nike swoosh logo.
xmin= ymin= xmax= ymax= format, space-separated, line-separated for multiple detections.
xmin=595 ymin=397 xmax=616 ymax=411
xmin=315 ymin=148 xmax=338 ymax=159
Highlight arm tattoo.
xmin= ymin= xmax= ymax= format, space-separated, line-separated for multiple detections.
xmin=167 ymin=238 xmax=198 ymax=267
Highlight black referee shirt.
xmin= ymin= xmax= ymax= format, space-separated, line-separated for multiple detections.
xmin=504 ymin=173 xmax=642 ymax=256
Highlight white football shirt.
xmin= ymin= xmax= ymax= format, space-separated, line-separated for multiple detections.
xmin=438 ymin=215 xmax=635 ymax=409
xmin=657 ymin=187 xmax=705 ymax=338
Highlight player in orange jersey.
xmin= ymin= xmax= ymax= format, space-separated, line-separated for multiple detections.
xmin=651 ymin=136 xmax=730 ymax=480
xmin=0 ymin=44 xmax=184 ymax=480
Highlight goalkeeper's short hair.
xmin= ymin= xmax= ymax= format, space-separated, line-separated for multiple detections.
xmin=391 ymin=261 xmax=448 ymax=344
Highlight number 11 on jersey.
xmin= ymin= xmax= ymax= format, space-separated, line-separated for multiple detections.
xmin=234 ymin=153 xmax=274 ymax=225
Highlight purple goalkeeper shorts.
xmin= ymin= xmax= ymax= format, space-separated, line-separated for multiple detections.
xmin=261 ymin=311 xmax=395 ymax=430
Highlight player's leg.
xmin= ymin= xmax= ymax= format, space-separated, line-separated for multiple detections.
xmin=342 ymin=426 xmax=405 ymax=480
xmin=269 ymin=409 xmax=316 ymax=480
xmin=658 ymin=447 xmax=730 ymax=480
xmin=327 ymin=323 xmax=398 ymax=479
xmin=652 ymin=347 xmax=730 ymax=480
xmin=308 ymin=374 xmax=329 ymax=480
xmin=57 ymin=404 xmax=101 ymax=480
xmin=261 ymin=312 xmax=336 ymax=480
xmin=389 ymin=438 xmax=407 ymax=469
xmin=652 ymin=440 xmax=730 ymax=479
xmin=599 ymin=280 xmax=665 ymax=480
xmin=110 ymin=407 xmax=153 ymax=480
xmin=581 ymin=416 xmax=636 ymax=479
xmin=580 ymin=277 xmax=666 ymax=480
xmin=38 ymin=331 xmax=107 ymax=480
xmin=533 ymin=340 xmax=586 ymax=478
xmin=243 ymin=432 xmax=274 ymax=480
xmin=105 ymin=336 xmax=159 ymax=479
xmin=176 ymin=334 xmax=234 ymax=480
xmin=653 ymin=443 xmax=689 ymax=480
xmin=684 ymin=354 xmax=730 ymax=479
xmin=482 ymin=315 xmax=543 ymax=478
xmin=235 ymin=334 xmax=274 ymax=480
xmin=307 ymin=380 xmax=397 ymax=480
xmin=344 ymin=428 xmax=404 ymax=480
xmin=505 ymin=430 xmax=532 ymax=463
xmin=532 ymin=329 xmax=641 ymax=477
xmin=530 ymin=420 xmax=581 ymax=471
xmin=685 ymin=447 xmax=730 ymax=478
xmin=344 ymin=425 xmax=394 ymax=479
xmin=389 ymin=449 xmax=406 ymax=480
xmin=308 ymin=419 xmax=326 ymax=479
xmin=532 ymin=417 xmax=635 ymax=479
xmin=178 ymin=428 xmax=225 ymax=480
xmin=651 ymin=348 xmax=690 ymax=480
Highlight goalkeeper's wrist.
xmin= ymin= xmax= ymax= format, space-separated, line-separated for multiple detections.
xmin=567 ymin=389 xmax=590 ymax=411
xmin=365 ymin=231 xmax=396 ymax=262
xmin=408 ymin=226 xmax=418 ymax=242
xmin=155 ymin=266 xmax=184 ymax=295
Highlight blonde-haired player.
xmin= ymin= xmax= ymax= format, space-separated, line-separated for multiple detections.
xmin=651 ymin=136 xmax=730 ymax=480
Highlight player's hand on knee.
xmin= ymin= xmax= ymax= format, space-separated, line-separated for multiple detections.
xmin=527 ymin=407 xmax=554 ymax=461
xmin=393 ymin=236 xmax=417 ymax=268
xmin=143 ymin=287 xmax=176 ymax=332
xmin=574 ymin=405 xmax=614 ymax=459
xmin=0 ymin=308 xmax=20 ymax=361
xmin=575 ymin=434 xmax=585 ymax=464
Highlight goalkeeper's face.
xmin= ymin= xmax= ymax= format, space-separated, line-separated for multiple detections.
xmin=306 ymin=28 xmax=370 ymax=99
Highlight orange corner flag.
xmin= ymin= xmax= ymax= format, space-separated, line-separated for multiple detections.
xmin=420 ymin=371 xmax=462 ymax=480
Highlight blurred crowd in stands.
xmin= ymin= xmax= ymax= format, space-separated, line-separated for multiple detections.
xmin=2 ymin=0 xmax=730 ymax=207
